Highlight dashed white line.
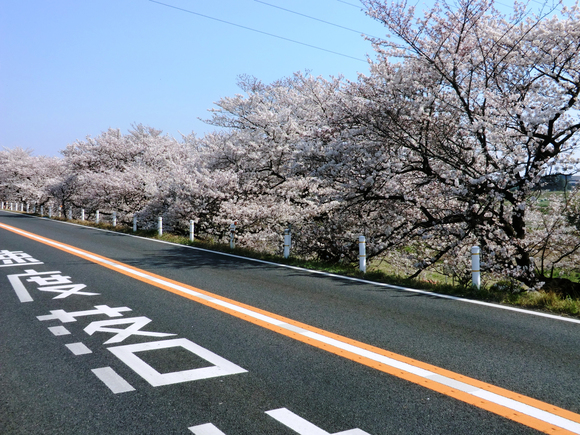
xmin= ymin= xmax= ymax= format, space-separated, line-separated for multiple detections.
xmin=188 ymin=423 xmax=228 ymax=435
xmin=48 ymin=326 xmax=70 ymax=336
xmin=65 ymin=342 xmax=92 ymax=355
xmin=91 ymin=367 xmax=135 ymax=394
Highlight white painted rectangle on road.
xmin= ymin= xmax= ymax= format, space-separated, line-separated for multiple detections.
xmin=92 ymin=367 xmax=135 ymax=394
xmin=189 ymin=423 xmax=228 ymax=435
xmin=48 ymin=326 xmax=70 ymax=336
xmin=65 ymin=342 xmax=92 ymax=355
xmin=108 ymin=338 xmax=247 ymax=387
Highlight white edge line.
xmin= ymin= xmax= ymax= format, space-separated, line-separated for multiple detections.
xmin=4 ymin=211 xmax=579 ymax=326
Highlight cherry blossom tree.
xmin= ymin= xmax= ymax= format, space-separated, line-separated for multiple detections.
xmin=58 ymin=124 xmax=188 ymax=224
xmin=0 ymin=147 xmax=63 ymax=208
xmin=201 ymin=74 xmax=345 ymax=254
xmin=322 ymin=0 xmax=580 ymax=284
xmin=5 ymin=0 xmax=580 ymax=293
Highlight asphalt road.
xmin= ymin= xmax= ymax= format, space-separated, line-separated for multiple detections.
xmin=0 ymin=211 xmax=579 ymax=434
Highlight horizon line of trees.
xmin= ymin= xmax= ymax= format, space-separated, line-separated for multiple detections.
xmin=2 ymin=0 xmax=580 ymax=291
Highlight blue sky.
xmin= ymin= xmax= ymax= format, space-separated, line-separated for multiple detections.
xmin=0 ymin=0 xmax=567 ymax=157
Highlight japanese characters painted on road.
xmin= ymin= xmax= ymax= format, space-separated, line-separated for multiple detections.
xmin=5 ymin=251 xmax=248 ymax=396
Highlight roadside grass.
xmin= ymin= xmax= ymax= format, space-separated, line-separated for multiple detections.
xmin=37 ymin=215 xmax=580 ymax=319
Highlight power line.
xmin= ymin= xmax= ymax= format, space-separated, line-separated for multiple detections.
xmin=148 ymin=0 xmax=367 ymax=63
xmin=254 ymin=0 xmax=379 ymax=38
xmin=337 ymin=0 xmax=363 ymax=8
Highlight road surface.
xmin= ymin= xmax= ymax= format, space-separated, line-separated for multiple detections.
xmin=1 ymin=211 xmax=579 ymax=434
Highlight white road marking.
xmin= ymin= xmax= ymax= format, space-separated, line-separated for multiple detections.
xmin=472 ymin=390 xmax=580 ymax=432
xmin=65 ymin=342 xmax=92 ymax=355
xmin=266 ymin=408 xmax=370 ymax=435
xmin=37 ymin=305 xmax=132 ymax=323
xmin=26 ymin=273 xmax=72 ymax=286
xmin=0 ymin=250 xmax=42 ymax=267
xmin=188 ymin=423 xmax=228 ymax=435
xmin=7 ymin=269 xmax=61 ymax=303
xmin=91 ymin=367 xmax=135 ymax=394
xmin=84 ymin=316 xmax=175 ymax=344
xmin=37 ymin=283 xmax=99 ymax=299
xmin=0 ymin=262 xmax=43 ymax=268
xmin=7 ymin=269 xmax=97 ymax=302
xmin=48 ymin=326 xmax=70 ymax=336
xmin=107 ymin=338 xmax=248 ymax=387
xmin=7 ymin=274 xmax=34 ymax=302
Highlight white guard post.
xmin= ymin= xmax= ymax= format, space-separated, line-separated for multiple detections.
xmin=471 ymin=246 xmax=481 ymax=289
xmin=81 ymin=209 xmax=85 ymax=221
xmin=158 ymin=217 xmax=163 ymax=236
xmin=112 ymin=211 xmax=117 ymax=227
xmin=48 ymin=206 xmax=52 ymax=218
xmin=40 ymin=205 xmax=44 ymax=216
xmin=133 ymin=215 xmax=137 ymax=232
xmin=96 ymin=210 xmax=100 ymax=224
xmin=190 ymin=220 xmax=195 ymax=242
xmin=230 ymin=222 xmax=236 ymax=249
xmin=359 ymin=235 xmax=367 ymax=273
xmin=283 ymin=228 xmax=291 ymax=259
